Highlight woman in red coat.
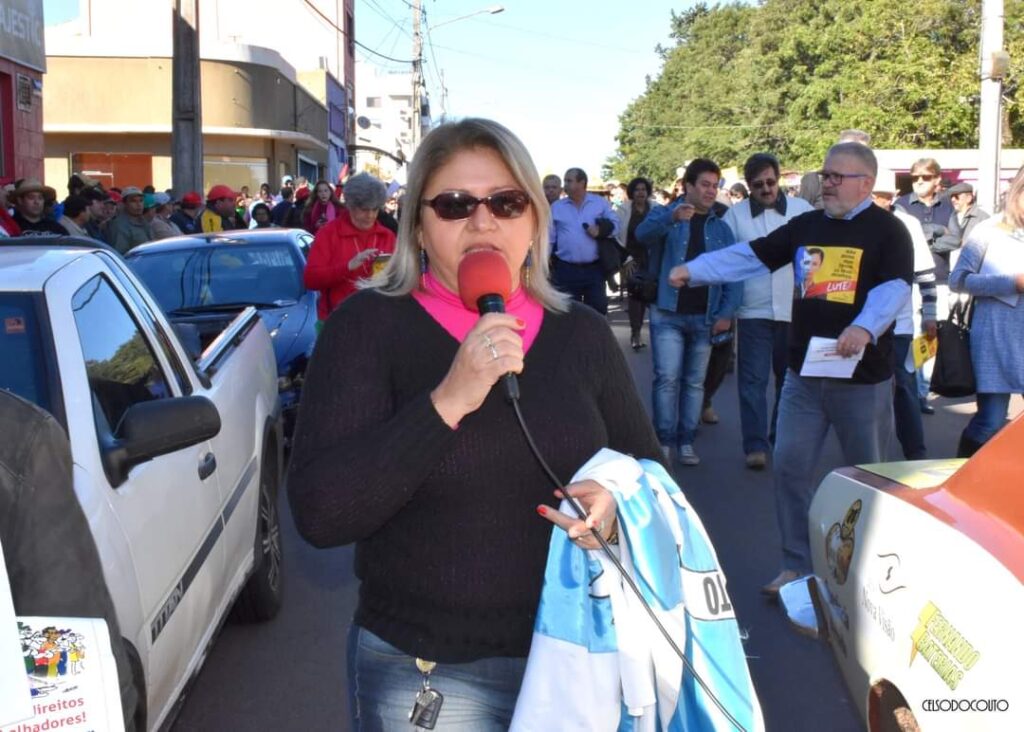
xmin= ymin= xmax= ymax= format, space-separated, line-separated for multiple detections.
xmin=303 ymin=179 xmax=345 ymax=234
xmin=303 ymin=172 xmax=396 ymax=322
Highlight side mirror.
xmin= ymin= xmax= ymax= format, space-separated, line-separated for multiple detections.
xmin=779 ymin=575 xmax=827 ymax=641
xmin=102 ymin=396 xmax=221 ymax=486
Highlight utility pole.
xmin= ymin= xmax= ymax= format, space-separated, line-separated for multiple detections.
xmin=411 ymin=0 xmax=423 ymax=153
xmin=977 ymin=0 xmax=1004 ymax=213
xmin=172 ymin=0 xmax=203 ymax=197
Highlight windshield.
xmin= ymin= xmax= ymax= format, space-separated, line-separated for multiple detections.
xmin=0 ymin=293 xmax=53 ymax=413
xmin=128 ymin=243 xmax=304 ymax=312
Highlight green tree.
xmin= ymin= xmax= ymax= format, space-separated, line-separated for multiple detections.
xmin=610 ymin=0 xmax=1023 ymax=186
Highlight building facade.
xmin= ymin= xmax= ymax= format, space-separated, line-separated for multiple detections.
xmin=352 ymin=61 xmax=424 ymax=184
xmin=1 ymin=0 xmax=46 ymax=184
xmin=43 ymin=0 xmax=355 ymax=195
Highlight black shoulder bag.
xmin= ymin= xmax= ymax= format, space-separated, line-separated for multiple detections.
xmin=930 ymin=297 xmax=976 ymax=398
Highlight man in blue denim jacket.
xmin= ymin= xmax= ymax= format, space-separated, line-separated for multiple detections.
xmin=637 ymin=159 xmax=742 ymax=466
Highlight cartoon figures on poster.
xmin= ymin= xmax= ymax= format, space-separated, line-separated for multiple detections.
xmin=18 ymin=621 xmax=87 ymax=696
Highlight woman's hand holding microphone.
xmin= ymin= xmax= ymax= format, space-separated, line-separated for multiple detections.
xmin=430 ymin=313 xmax=525 ymax=428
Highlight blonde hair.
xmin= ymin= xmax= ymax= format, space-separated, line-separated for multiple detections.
xmin=363 ymin=118 xmax=569 ymax=312
xmin=1002 ymin=164 xmax=1024 ymax=230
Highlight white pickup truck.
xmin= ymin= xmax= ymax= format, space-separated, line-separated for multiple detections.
xmin=0 ymin=239 xmax=284 ymax=730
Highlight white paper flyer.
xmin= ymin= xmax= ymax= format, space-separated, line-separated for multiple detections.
xmin=0 ymin=616 xmax=125 ymax=732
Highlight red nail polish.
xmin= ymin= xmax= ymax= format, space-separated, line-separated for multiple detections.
xmin=515 ymin=318 xmax=526 ymax=328
xmin=536 ymin=505 xmax=548 ymax=516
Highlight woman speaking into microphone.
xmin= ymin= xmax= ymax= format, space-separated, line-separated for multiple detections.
xmin=287 ymin=118 xmax=662 ymax=730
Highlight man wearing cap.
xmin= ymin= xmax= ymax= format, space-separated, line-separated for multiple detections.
xmin=150 ymin=193 xmax=183 ymax=240
xmin=872 ymin=170 xmax=937 ymax=458
xmin=287 ymin=186 xmax=311 ymax=228
xmin=10 ymin=180 xmax=68 ymax=236
xmin=937 ymin=182 xmax=989 ymax=259
xmin=172 ymin=192 xmax=203 ymax=235
xmin=201 ymin=184 xmax=240 ymax=233
xmin=106 ymin=186 xmax=153 ymax=254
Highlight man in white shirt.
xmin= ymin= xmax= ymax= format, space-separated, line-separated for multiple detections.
xmin=722 ymin=153 xmax=814 ymax=469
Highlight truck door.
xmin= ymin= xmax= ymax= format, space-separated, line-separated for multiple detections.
xmin=61 ymin=272 xmax=226 ymax=715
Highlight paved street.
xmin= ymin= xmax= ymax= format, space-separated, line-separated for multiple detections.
xmin=172 ymin=301 xmax=1016 ymax=731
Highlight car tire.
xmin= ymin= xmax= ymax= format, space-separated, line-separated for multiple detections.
xmin=231 ymin=445 xmax=283 ymax=622
xmin=871 ymin=682 xmax=921 ymax=732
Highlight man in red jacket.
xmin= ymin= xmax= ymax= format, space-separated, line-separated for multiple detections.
xmin=303 ymin=172 xmax=395 ymax=323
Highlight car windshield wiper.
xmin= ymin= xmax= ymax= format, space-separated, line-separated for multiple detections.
xmin=167 ymin=300 xmax=296 ymax=315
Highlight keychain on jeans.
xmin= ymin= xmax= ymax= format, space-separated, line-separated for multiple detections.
xmin=408 ymin=658 xmax=443 ymax=729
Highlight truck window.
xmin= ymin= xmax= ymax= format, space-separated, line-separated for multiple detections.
xmin=72 ymin=275 xmax=172 ymax=435
xmin=0 ymin=293 xmax=52 ymax=413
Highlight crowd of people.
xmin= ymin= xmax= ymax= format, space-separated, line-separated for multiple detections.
xmin=537 ymin=130 xmax=1022 ymax=597
xmin=2 ymin=117 xmax=1022 ymax=729
xmin=0 ymin=171 xmax=405 ymax=255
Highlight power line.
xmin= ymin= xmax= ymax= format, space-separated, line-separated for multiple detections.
xmin=354 ymin=39 xmax=414 ymax=64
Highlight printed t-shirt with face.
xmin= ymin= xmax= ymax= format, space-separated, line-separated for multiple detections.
xmin=748 ymin=204 xmax=913 ymax=384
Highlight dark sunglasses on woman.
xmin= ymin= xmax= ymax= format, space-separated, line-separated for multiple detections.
xmin=422 ymin=190 xmax=531 ymax=220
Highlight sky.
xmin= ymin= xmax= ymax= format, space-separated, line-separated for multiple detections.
xmin=43 ymin=0 xmax=692 ymax=182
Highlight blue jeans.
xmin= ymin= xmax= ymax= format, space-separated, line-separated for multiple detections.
xmin=891 ymin=335 xmax=926 ymax=459
xmin=347 ymin=625 xmax=526 ymax=731
xmin=773 ymin=371 xmax=893 ymax=573
xmin=650 ymin=308 xmax=713 ymax=447
xmin=736 ymin=319 xmax=788 ymax=454
xmin=964 ymin=392 xmax=1018 ymax=444
xmin=551 ymin=258 xmax=607 ymax=314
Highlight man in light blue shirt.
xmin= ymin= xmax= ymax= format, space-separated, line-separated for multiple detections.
xmin=548 ymin=168 xmax=619 ymax=314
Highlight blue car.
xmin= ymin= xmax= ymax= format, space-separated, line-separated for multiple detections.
xmin=126 ymin=229 xmax=316 ymax=439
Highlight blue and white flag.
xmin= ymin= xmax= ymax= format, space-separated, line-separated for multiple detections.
xmin=511 ymin=449 xmax=764 ymax=732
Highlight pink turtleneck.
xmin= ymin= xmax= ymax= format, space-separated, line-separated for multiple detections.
xmin=412 ymin=271 xmax=544 ymax=352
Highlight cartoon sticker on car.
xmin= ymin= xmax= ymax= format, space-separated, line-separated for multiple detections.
xmin=825 ymin=499 xmax=862 ymax=585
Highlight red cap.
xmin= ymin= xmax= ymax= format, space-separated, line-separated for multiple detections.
xmin=181 ymin=191 xmax=202 ymax=207
xmin=457 ymin=250 xmax=512 ymax=311
xmin=207 ymin=184 xmax=238 ymax=201
xmin=295 ymin=187 xmax=311 ymax=202
xmin=107 ymin=190 xmax=123 ymax=203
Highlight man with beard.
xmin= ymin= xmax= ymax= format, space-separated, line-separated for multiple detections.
xmin=669 ymin=143 xmax=913 ymax=595
xmin=722 ymin=153 xmax=815 ymax=470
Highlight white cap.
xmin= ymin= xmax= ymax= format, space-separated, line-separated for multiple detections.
xmin=873 ymin=169 xmax=897 ymax=194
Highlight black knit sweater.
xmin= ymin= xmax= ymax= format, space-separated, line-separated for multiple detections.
xmin=287 ymin=290 xmax=661 ymax=662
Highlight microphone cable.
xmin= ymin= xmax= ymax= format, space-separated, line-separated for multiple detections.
xmin=510 ymin=397 xmax=748 ymax=732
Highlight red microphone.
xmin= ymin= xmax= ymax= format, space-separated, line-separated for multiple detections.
xmin=457 ymin=250 xmax=520 ymax=401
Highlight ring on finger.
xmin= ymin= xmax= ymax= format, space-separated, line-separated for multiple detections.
xmin=482 ymin=334 xmax=494 ymax=348
xmin=488 ymin=344 xmax=500 ymax=361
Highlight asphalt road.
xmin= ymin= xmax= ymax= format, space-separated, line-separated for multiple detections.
xmin=172 ymin=300 xmax=1016 ymax=731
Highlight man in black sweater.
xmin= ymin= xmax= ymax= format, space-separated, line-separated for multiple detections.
xmin=671 ymin=142 xmax=913 ymax=595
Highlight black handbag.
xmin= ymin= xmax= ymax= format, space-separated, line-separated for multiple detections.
xmin=626 ymin=268 xmax=659 ymax=303
xmin=931 ymin=298 xmax=976 ymax=398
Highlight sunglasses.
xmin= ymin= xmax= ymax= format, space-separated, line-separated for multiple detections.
xmin=421 ymin=190 xmax=531 ymax=220
xmin=911 ymin=174 xmax=936 ymax=182
xmin=750 ymin=179 xmax=777 ymax=190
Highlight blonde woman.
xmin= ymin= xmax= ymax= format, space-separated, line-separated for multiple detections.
xmin=949 ymin=166 xmax=1024 ymax=455
xmin=288 ymin=118 xmax=661 ymax=729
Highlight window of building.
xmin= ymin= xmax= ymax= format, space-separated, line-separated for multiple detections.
xmin=203 ymin=156 xmax=269 ymax=200
xmin=70 ymin=153 xmax=153 ymax=190
xmin=0 ymin=72 xmax=13 ymax=181
xmin=366 ymin=97 xmax=382 ymax=108
xmin=347 ymin=11 xmax=355 ymax=58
